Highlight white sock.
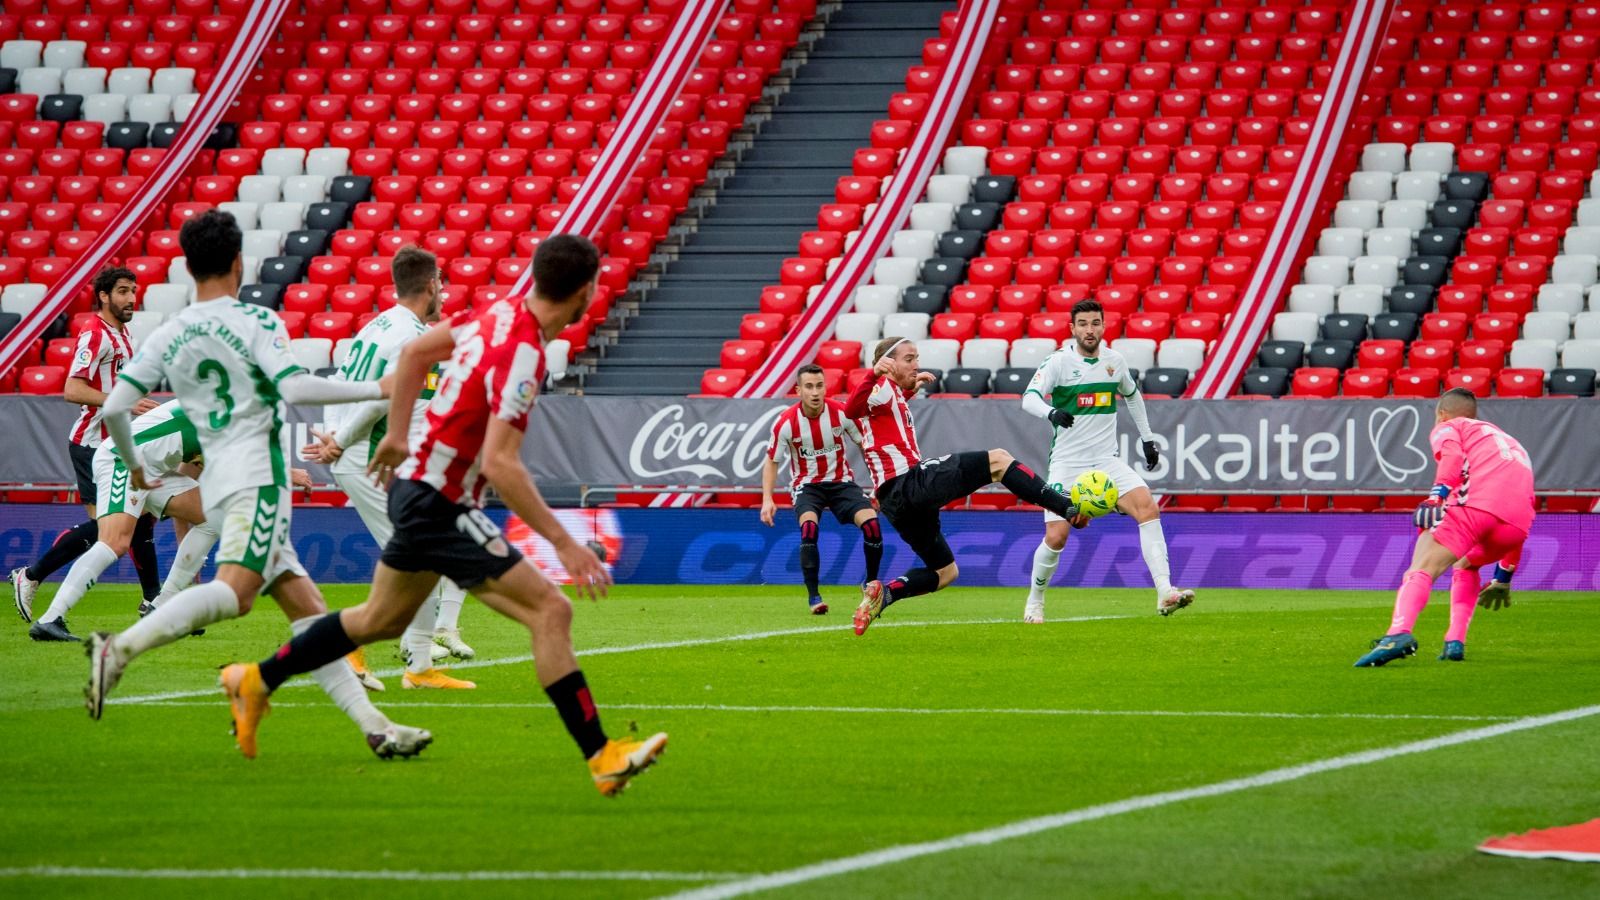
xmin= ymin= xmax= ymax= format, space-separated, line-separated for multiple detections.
xmin=153 ymin=522 xmax=218 ymax=607
xmin=403 ymin=592 xmax=440 ymax=675
xmin=41 ymin=542 xmax=121 ymax=622
xmin=1139 ymin=518 xmax=1175 ymax=597
xmin=294 ymin=616 xmax=391 ymax=734
xmin=434 ymin=581 xmax=466 ymax=632
xmin=1029 ymin=540 xmax=1061 ymax=600
xmin=113 ymin=581 xmax=239 ymax=659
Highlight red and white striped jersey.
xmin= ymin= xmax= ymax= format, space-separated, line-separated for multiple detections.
xmin=844 ymin=375 xmax=922 ymax=491
xmin=766 ymin=399 xmax=863 ymax=490
xmin=397 ymin=300 xmax=545 ymax=507
xmin=67 ymin=316 xmax=134 ymax=448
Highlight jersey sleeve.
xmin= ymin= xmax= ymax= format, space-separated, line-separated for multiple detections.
xmin=116 ymin=325 xmax=168 ymax=394
xmin=67 ymin=327 xmax=103 ymax=381
xmin=1115 ymin=353 xmax=1139 ymax=396
xmin=487 ymin=342 xmax=542 ymax=429
xmin=250 ymin=314 xmax=307 ymax=384
xmin=840 ymin=412 xmax=864 ymax=444
xmin=767 ymin=414 xmax=791 ymax=462
xmin=1429 ymin=423 xmax=1467 ymax=490
xmin=1023 ymin=354 xmax=1058 ymax=404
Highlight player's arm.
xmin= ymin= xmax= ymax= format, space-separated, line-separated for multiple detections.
xmin=62 ymin=376 xmax=106 ymax=407
xmin=1021 ymin=358 xmax=1074 ymax=429
xmin=328 ymin=397 xmax=388 ymax=454
xmin=760 ymin=458 xmax=780 ymax=526
xmin=370 ymin=323 xmax=456 ymax=473
xmin=480 ymin=415 xmax=610 ymax=600
xmin=1413 ymin=426 xmax=1465 ymax=528
xmin=1117 ymin=365 xmax=1160 ymax=470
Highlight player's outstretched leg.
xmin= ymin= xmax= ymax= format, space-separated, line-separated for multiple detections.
xmin=1357 ymin=532 xmax=1458 ymax=667
xmin=859 ymin=515 xmax=883 ymax=585
xmin=13 ymin=520 xmax=100 ymax=622
xmin=87 ymin=579 xmax=243 ymax=719
xmin=856 ymin=567 xmax=946 ymax=635
xmin=798 ymin=517 xmax=825 ymax=614
xmin=1026 ymin=536 xmax=1062 ymax=624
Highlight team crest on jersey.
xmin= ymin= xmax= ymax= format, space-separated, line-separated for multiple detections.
xmin=1106 ymin=365 xmax=1116 ymax=376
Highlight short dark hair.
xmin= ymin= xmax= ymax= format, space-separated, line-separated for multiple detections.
xmin=391 ymin=245 xmax=438 ymax=297
xmin=872 ymin=336 xmax=910 ymax=364
xmin=532 ymin=233 xmax=600 ymax=301
xmin=91 ymin=266 xmax=136 ymax=309
xmin=1070 ymin=299 xmax=1103 ymax=320
xmin=178 ymin=208 xmax=242 ymax=281
xmin=1439 ymin=387 xmax=1478 ymax=418
xmin=795 ymin=363 xmax=825 ymax=382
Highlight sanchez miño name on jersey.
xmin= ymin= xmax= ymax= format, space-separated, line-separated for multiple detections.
xmin=1024 ymin=346 xmax=1139 ymax=469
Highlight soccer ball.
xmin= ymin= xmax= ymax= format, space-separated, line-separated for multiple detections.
xmin=1070 ymin=470 xmax=1119 ymax=518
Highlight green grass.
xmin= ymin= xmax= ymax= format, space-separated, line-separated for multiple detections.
xmin=2 ymin=584 xmax=1597 ymax=899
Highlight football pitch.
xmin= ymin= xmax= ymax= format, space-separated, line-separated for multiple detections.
xmin=2 ymin=584 xmax=1597 ymax=899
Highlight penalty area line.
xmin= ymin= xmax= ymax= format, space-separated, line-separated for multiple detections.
xmin=132 ymin=700 xmax=1516 ymax=724
xmin=0 ymin=865 xmax=742 ymax=883
xmin=660 ymin=703 xmax=1600 ymax=900
xmin=108 ymin=616 xmax=1130 ymax=707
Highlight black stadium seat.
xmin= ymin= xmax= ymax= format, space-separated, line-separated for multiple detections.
xmin=899 ymin=285 xmax=946 ymax=315
xmin=1387 ymin=286 xmax=1434 ymax=316
xmin=919 ymin=257 xmax=966 ymax=287
xmin=284 ymin=230 xmax=330 ymax=259
xmin=258 ymin=256 xmax=308 ymax=285
xmin=916 ymin=368 xmax=943 ymax=394
xmin=1142 ymin=367 xmax=1188 ymax=395
xmin=329 ymin=176 xmax=373 ymax=205
xmin=1371 ymin=312 xmax=1420 ymax=342
xmin=0 ymin=311 xmax=20 ymax=341
xmin=954 ymin=202 xmax=1001 ymax=232
xmin=39 ymin=94 xmax=82 ymax=122
xmin=1401 ymin=256 xmax=1450 ymax=287
xmin=1320 ymin=314 xmax=1368 ymax=342
xmin=1257 ymin=340 xmax=1304 ymax=370
xmin=149 ymin=122 xmax=182 ymax=148
xmin=239 ymin=284 xmax=284 ymax=310
xmin=1416 ymin=228 xmax=1461 ymax=257
xmin=1241 ymin=366 xmax=1290 ymax=397
xmin=1443 ymin=172 xmax=1489 ymax=201
xmin=1307 ymin=339 xmax=1356 ymax=370
xmin=106 ymin=122 xmax=149 ymax=151
xmin=937 ymin=229 xmax=983 ymax=260
xmin=1549 ymin=368 xmax=1596 ymax=396
xmin=971 ymin=175 xmax=1017 ymax=204
xmin=204 ymin=122 xmax=237 ymax=150
xmin=0 ymin=69 xmax=16 ymax=95
xmin=1430 ymin=199 xmax=1476 ymax=231
xmin=992 ymin=367 xmax=1031 ymax=394
xmin=942 ymin=367 xmax=989 ymax=396
xmin=304 ymin=202 xmax=351 ymax=233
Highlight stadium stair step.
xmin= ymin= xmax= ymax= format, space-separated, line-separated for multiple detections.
xmin=586 ymin=0 xmax=945 ymax=396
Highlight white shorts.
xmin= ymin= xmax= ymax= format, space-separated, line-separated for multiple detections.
xmin=1043 ymin=456 xmax=1147 ymax=523
xmin=211 ymin=485 xmax=306 ymax=588
xmin=94 ymin=451 xmax=199 ymax=521
xmin=335 ymin=466 xmax=394 ymax=546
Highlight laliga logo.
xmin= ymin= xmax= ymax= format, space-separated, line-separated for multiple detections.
xmin=1367 ymin=406 xmax=1431 ymax=483
xmin=628 ymin=404 xmax=786 ymax=480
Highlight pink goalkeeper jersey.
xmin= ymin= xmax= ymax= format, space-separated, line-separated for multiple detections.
xmin=1429 ymin=417 xmax=1536 ymax=533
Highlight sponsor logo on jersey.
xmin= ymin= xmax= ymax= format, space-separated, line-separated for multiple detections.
xmin=1075 ymin=392 xmax=1113 ymax=409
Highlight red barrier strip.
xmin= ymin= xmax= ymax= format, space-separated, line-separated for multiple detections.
xmin=734 ymin=0 xmax=1002 ymax=398
xmin=0 ymin=0 xmax=292 ymax=376
xmin=1186 ymin=0 xmax=1395 ymax=399
xmin=511 ymin=0 xmax=730 ymax=297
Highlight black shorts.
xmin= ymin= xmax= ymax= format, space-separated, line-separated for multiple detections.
xmin=381 ymin=479 xmax=523 ymax=590
xmin=69 ymin=442 xmax=96 ymax=504
xmin=794 ymin=481 xmax=874 ymax=525
xmin=875 ymin=451 xmax=992 ymax=570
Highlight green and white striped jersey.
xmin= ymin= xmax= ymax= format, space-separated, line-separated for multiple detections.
xmin=104 ymin=399 xmax=202 ymax=477
xmin=1024 ymin=346 xmax=1139 ymax=469
xmin=325 ymin=305 xmax=435 ymax=475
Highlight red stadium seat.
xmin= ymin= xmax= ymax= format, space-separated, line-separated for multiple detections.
xmin=1444 ymin=368 xmax=1493 ymax=398
xmin=20 ymin=366 xmax=66 ymax=395
xmin=1341 ymin=368 xmax=1389 ymax=398
xmin=1290 ymin=367 xmax=1339 ymax=398
xmin=1496 ymin=368 xmax=1543 ymax=397
xmin=701 ymin=368 xmax=745 ymax=397
xmin=720 ymin=340 xmax=765 ymax=371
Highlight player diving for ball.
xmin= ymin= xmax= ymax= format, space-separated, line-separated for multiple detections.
xmin=86 ymin=209 xmax=432 ymax=760
xmin=301 ymin=245 xmax=477 ymax=691
xmin=1019 ymin=298 xmax=1195 ymax=622
xmin=845 ymin=336 xmax=1082 ymax=636
xmin=760 ymin=363 xmax=883 ymax=615
xmin=1355 ymin=388 xmax=1536 ymax=666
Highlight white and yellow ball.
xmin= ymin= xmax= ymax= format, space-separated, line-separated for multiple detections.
xmin=1070 ymin=470 xmax=1119 ymax=518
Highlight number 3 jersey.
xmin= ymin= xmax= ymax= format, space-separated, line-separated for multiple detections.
xmin=1023 ymin=347 xmax=1140 ymax=471
xmin=118 ymin=298 xmax=307 ymax=504
xmin=324 ymin=305 xmax=433 ymax=476
xmin=397 ymin=299 xmax=546 ymax=508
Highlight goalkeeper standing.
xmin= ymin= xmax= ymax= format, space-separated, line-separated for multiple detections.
xmin=1019 ymin=299 xmax=1195 ymax=623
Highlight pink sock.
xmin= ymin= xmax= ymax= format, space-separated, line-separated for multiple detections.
xmin=1388 ymin=570 xmax=1433 ymax=635
xmin=1445 ymin=570 xmax=1480 ymax=644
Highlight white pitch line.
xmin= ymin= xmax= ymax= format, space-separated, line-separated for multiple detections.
xmin=108 ymin=616 xmax=1129 ymax=707
xmin=0 ymin=865 xmax=741 ymax=883
xmin=131 ymin=700 xmax=1515 ymax=723
xmin=662 ymin=703 xmax=1600 ymax=900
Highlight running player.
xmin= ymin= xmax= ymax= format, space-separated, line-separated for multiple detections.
xmin=86 ymin=209 xmax=431 ymax=759
xmin=28 ymin=400 xmax=220 ymax=639
xmin=1355 ymin=388 xmax=1536 ymax=666
xmin=1019 ymin=299 xmax=1195 ymax=621
xmin=216 ymin=235 xmax=668 ymax=796
xmin=760 ymin=363 xmax=883 ymax=614
xmin=301 ymin=246 xmax=475 ymax=690
xmin=845 ymin=336 xmax=1081 ymax=636
xmin=13 ymin=266 xmax=163 ymax=632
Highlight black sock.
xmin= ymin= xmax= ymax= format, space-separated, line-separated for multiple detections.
xmin=130 ymin=515 xmax=160 ymax=601
xmin=799 ymin=519 xmax=820 ymax=598
xmin=545 ymin=670 xmax=608 ymax=759
xmin=26 ymin=520 xmax=98 ymax=581
xmin=257 ymin=613 xmax=356 ymax=691
xmin=860 ymin=518 xmax=883 ymax=582
xmin=1001 ymin=460 xmax=1075 ymax=519
xmin=883 ymin=567 xmax=939 ymax=609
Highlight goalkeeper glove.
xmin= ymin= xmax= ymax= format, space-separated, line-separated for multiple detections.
xmin=1141 ymin=439 xmax=1160 ymax=471
xmin=1412 ymin=484 xmax=1450 ymax=530
xmin=1048 ymin=408 xmax=1075 ymax=429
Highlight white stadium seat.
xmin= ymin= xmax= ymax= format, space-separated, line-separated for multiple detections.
xmin=890 ymin=230 xmax=937 ymax=262
xmin=141 ymin=284 xmax=190 ymax=315
xmin=172 ymin=93 xmax=198 ymax=121
xmin=1351 ymin=256 xmax=1399 ymax=288
xmin=1301 ymin=256 xmax=1350 ymax=287
xmin=18 ymin=68 xmax=63 ymax=97
xmin=1575 ymin=311 xmax=1600 ymax=341
xmin=291 ymin=338 xmax=333 ymax=371
xmin=1380 ymin=199 xmax=1428 ymax=232
xmin=1360 ymin=143 xmax=1406 ymax=174
xmin=1333 ymin=200 xmax=1379 ymax=230
xmin=1287 ymin=284 xmax=1335 ymax=315
xmin=1156 ymin=338 xmax=1206 ymax=374
xmin=151 ymin=68 xmax=195 ymax=95
xmin=1578 ymin=198 xmax=1600 ymax=228
xmin=1108 ymin=338 xmax=1156 ymax=373
xmin=0 ymin=41 xmax=44 ymax=70
xmin=259 ymin=202 xmax=305 ymax=232
xmin=82 ymin=94 xmax=126 ymax=124
xmin=960 ymin=338 xmax=1009 ymax=373
xmin=331 ymin=338 xmax=356 ymax=369
xmin=1564 ymin=227 xmax=1600 ymax=257
xmin=127 ymin=311 xmax=165 ymax=347
xmin=262 ymin=148 xmax=307 ymax=178
xmin=908 ymin=202 xmax=954 ymax=233
xmin=871 ymin=257 xmax=919 ymax=290
xmin=917 ymin=338 xmax=960 ymax=372
xmin=1408 ymin=142 xmax=1454 ymax=173
xmin=1509 ymin=339 xmax=1559 ymax=373
xmin=1 ymin=284 xmax=47 ymax=316
xmin=282 ymin=176 xmax=328 ymax=205
xmin=942 ymin=146 xmax=987 ymax=178
xmin=239 ymin=256 xmax=261 ymax=286
xmin=238 ymin=175 xmax=282 ymax=205
xmin=1521 ymin=311 xmax=1571 ymax=344
xmin=833 ymin=312 xmax=881 ymax=346
xmin=882 ymin=312 xmax=929 ymax=342
xmin=1561 ymin=339 xmax=1600 ymax=371
xmin=1364 ymin=227 xmax=1412 ymax=259
xmin=544 ymin=338 xmax=571 ymax=380
xmin=127 ymin=93 xmax=172 ymax=125
xmin=1316 ymin=227 xmax=1364 ymax=259
xmin=242 ymin=230 xmax=283 ymax=259
xmin=1537 ymin=284 xmax=1585 ymax=315
xmin=1393 ymin=172 xmax=1440 ymax=202
xmin=1346 ymin=171 xmax=1393 ymax=202
xmin=1336 ymin=286 xmax=1384 ymax=317
xmin=62 ymin=67 xmax=106 ymax=95
xmin=1009 ymin=338 xmax=1056 ymax=370
xmin=1551 ymin=254 xmax=1598 ymax=287
xmin=41 ymin=41 xmax=85 ymax=69
xmin=1271 ymin=312 xmax=1320 ymax=347
xmin=852 ymin=285 xmax=900 ymax=317
xmin=217 ymin=202 xmax=258 ymax=230
xmin=924 ymin=174 xmax=972 ymax=205
xmin=305 ymin=148 xmax=350 ymax=178
xmin=107 ymin=67 xmax=152 ymax=96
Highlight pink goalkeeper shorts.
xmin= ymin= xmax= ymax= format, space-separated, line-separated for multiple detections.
xmin=1433 ymin=505 xmax=1527 ymax=568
